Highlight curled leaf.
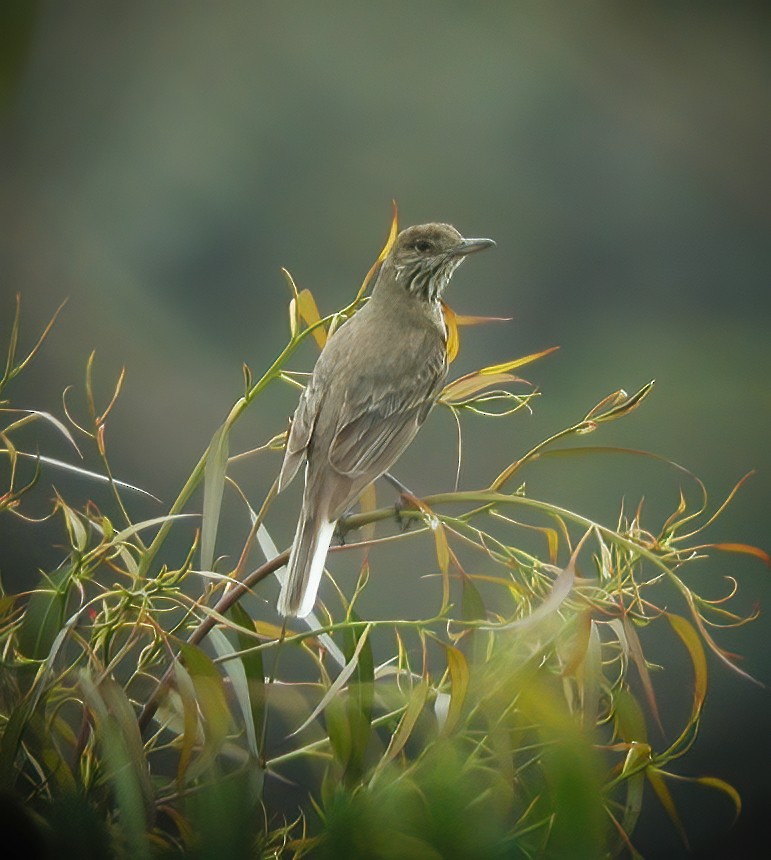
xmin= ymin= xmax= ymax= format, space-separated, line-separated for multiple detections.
xmin=441 ymin=371 xmax=518 ymax=404
xmin=356 ymin=201 xmax=398 ymax=300
xmin=442 ymin=302 xmax=460 ymax=363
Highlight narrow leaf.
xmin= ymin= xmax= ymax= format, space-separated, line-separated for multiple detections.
xmin=711 ymin=542 xmax=770 ymax=566
xmin=201 ymin=422 xmax=229 ymax=571
xmin=292 ymin=623 xmax=372 ymax=737
xmin=5 ymin=450 xmax=160 ymax=500
xmin=209 ymin=627 xmax=260 ymax=758
xmin=17 ymin=563 xmax=74 ymax=660
xmin=454 ymin=313 xmax=512 ymax=326
xmin=483 ymin=563 xmax=573 ymax=632
xmin=586 ymin=381 xmax=655 ymax=424
xmin=479 ymin=346 xmax=559 ymax=376
xmin=79 ymin=672 xmax=151 ymax=859
xmin=112 ymin=513 xmax=196 ymax=545
xmin=381 ymin=679 xmax=430 ymax=766
xmin=356 ymin=200 xmax=398 ymax=299
xmin=2 ymin=408 xmax=81 ymax=454
xmin=692 ymin=776 xmax=741 ymax=820
xmin=441 ymin=371 xmax=518 ymax=404
xmin=441 ymin=645 xmax=469 ymax=735
xmin=229 ymin=603 xmax=266 ymax=752
xmin=358 ymin=482 xmax=377 ymax=542
xmin=622 ymin=615 xmax=663 ymax=735
xmin=667 ymin=613 xmax=707 ymax=717
xmin=343 ymin=615 xmax=375 ymax=778
xmin=177 ymin=641 xmax=233 ymax=774
xmin=173 ymin=660 xmax=201 ymax=786
xmin=58 ymin=498 xmax=88 ymax=552
xmin=647 ymin=769 xmax=690 ymax=849
xmin=442 ymin=301 xmax=460 ymax=363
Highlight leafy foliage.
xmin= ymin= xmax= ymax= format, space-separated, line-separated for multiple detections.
xmin=0 ymin=214 xmax=766 ymax=857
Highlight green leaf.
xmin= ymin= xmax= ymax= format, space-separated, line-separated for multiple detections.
xmin=0 ymin=699 xmax=34 ymax=788
xmin=112 ymin=513 xmax=195 ymax=545
xmin=209 ymin=627 xmax=261 ymax=760
xmin=483 ymin=562 xmax=573 ymax=632
xmin=614 ymin=686 xmax=649 ymax=745
xmin=79 ymin=672 xmax=152 ymax=859
xmin=292 ymin=623 xmax=372 ymax=738
xmin=201 ymin=422 xmax=229 ymax=571
xmin=229 ymin=603 xmax=266 ymax=753
xmin=17 ymin=562 xmax=74 ymax=660
xmin=177 ymin=641 xmax=233 ymax=778
xmin=578 ymin=620 xmax=602 ymax=729
xmin=461 ymin=576 xmax=488 ymax=663
xmin=440 ymin=644 xmax=469 ymax=735
xmin=59 ymin=498 xmax=88 ymax=552
xmin=380 ymin=679 xmax=430 ymax=768
xmin=173 ymin=659 xmax=202 ymax=786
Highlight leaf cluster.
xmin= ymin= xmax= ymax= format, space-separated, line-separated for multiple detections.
xmin=0 ymin=213 xmax=766 ymax=857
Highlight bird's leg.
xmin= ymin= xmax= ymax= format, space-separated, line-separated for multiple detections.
xmin=381 ymin=471 xmax=413 ymax=496
xmin=382 ymin=471 xmax=419 ymax=532
xmin=332 ymin=517 xmax=348 ymax=546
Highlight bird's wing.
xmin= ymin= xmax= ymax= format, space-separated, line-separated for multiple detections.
xmin=327 ymin=352 xmax=447 ymax=486
xmin=277 ymin=375 xmax=323 ymax=491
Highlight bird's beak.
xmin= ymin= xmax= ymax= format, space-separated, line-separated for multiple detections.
xmin=451 ymin=237 xmax=496 ymax=257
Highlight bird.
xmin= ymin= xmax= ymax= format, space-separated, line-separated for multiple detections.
xmin=276 ymin=222 xmax=495 ymax=617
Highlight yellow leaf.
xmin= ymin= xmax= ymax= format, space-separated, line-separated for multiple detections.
xmin=252 ymin=619 xmax=293 ymax=640
xmin=647 ymin=769 xmax=690 ymax=849
xmin=377 ymin=199 xmax=399 ymax=263
xmin=480 ymin=346 xmax=560 ymax=376
xmin=454 ymin=314 xmax=512 ymax=326
xmin=433 ymin=521 xmax=450 ymax=575
xmin=442 ymin=301 xmax=460 ymax=362
xmin=442 ymin=645 xmax=470 ymax=735
xmin=667 ymin=613 xmax=707 ymax=714
xmin=358 ymin=483 xmax=377 ymax=542
xmin=356 ymin=200 xmax=399 ymax=300
xmin=280 ymin=266 xmax=300 ymax=299
xmin=441 ymin=370 xmax=517 ymax=404
xmin=621 ymin=740 xmax=652 ymax=775
xmin=381 ymin=680 xmax=430 ymax=765
xmin=692 ymin=776 xmax=741 ymax=821
xmin=296 ymin=288 xmax=327 ymax=349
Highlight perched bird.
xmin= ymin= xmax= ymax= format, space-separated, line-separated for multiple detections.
xmin=277 ymin=223 xmax=495 ymax=617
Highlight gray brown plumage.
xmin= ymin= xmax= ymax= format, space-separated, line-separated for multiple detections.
xmin=277 ymin=223 xmax=495 ymax=617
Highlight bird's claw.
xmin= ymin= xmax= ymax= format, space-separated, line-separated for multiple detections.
xmin=394 ymin=492 xmax=420 ymax=532
xmin=333 ymin=517 xmax=350 ymax=546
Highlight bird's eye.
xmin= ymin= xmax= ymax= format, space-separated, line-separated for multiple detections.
xmin=414 ymin=240 xmax=432 ymax=253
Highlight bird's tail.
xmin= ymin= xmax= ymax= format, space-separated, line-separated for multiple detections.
xmin=277 ymin=513 xmax=335 ymax=618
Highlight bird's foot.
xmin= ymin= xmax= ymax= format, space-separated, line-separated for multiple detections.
xmin=394 ymin=491 xmax=422 ymax=532
xmin=333 ymin=517 xmax=349 ymax=546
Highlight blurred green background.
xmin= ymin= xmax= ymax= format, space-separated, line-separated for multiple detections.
xmin=2 ymin=2 xmax=769 ymax=856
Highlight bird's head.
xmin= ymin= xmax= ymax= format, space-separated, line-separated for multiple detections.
xmin=382 ymin=223 xmax=495 ymax=302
